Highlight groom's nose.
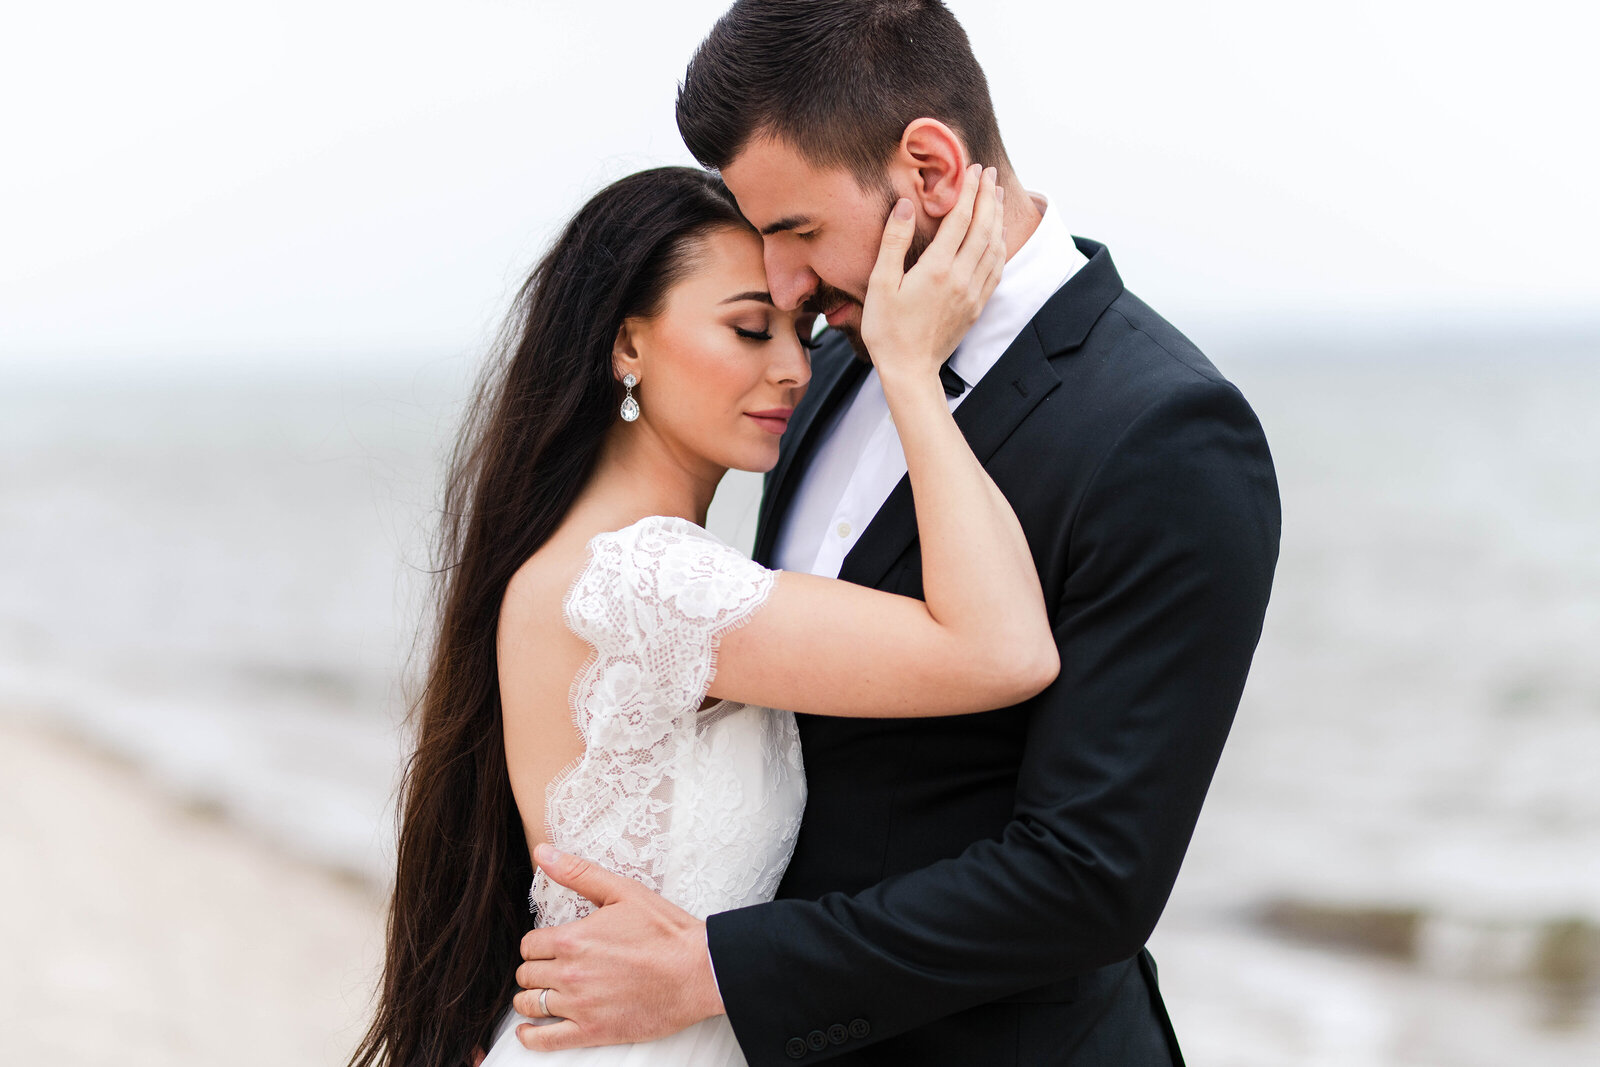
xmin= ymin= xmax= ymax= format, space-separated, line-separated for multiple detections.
xmin=763 ymin=244 xmax=817 ymax=312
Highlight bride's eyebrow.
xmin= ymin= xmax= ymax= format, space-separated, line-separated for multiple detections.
xmin=719 ymin=291 xmax=774 ymax=305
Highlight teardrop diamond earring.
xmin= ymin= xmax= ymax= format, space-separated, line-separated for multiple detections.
xmin=620 ymin=373 xmax=640 ymax=422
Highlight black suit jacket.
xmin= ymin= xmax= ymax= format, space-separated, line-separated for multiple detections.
xmin=707 ymin=239 xmax=1281 ymax=1065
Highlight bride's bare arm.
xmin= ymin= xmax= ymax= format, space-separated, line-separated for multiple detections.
xmin=709 ymin=165 xmax=1057 ymax=718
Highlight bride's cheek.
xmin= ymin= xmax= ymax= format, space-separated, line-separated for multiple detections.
xmin=699 ymin=350 xmax=752 ymax=418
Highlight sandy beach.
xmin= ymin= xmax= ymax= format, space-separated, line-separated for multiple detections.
xmin=0 ymin=713 xmax=385 ymax=1067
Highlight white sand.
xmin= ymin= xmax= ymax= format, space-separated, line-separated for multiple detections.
xmin=6 ymin=709 xmax=1593 ymax=1067
xmin=0 ymin=715 xmax=385 ymax=1066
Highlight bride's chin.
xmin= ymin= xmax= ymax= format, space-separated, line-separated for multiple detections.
xmin=720 ymin=442 xmax=781 ymax=475
xmin=734 ymin=453 xmax=781 ymax=475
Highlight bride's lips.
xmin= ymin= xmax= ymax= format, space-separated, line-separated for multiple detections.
xmin=745 ymin=407 xmax=793 ymax=435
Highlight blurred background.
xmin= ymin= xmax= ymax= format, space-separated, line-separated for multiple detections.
xmin=2 ymin=1 xmax=1596 ymax=1063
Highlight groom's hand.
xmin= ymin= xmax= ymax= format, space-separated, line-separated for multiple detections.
xmin=512 ymin=844 xmax=725 ymax=1052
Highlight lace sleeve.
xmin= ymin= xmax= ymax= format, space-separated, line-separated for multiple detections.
xmin=533 ymin=516 xmax=777 ymax=924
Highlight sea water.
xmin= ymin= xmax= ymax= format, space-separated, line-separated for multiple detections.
xmin=2 ymin=334 xmax=1596 ymax=1064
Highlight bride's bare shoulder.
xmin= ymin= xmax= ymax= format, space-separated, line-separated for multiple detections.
xmin=497 ymin=525 xmax=599 ymax=754
xmin=497 ymin=525 xmax=602 ymax=841
xmin=499 ymin=526 xmax=596 ymax=637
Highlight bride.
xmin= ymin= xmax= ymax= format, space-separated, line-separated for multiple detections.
xmin=350 ymin=162 xmax=1051 ymax=1067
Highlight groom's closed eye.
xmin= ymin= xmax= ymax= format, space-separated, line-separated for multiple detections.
xmin=758 ymin=215 xmax=812 ymax=236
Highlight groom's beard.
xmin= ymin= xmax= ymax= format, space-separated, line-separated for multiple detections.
xmin=811 ymin=197 xmax=931 ymax=364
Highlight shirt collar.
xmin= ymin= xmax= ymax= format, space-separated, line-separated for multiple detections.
xmin=946 ymin=193 xmax=1088 ymax=393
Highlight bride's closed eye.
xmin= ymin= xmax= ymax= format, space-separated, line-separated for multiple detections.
xmin=734 ymin=325 xmax=822 ymax=351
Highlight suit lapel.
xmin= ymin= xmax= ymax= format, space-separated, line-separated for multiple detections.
xmin=753 ymin=338 xmax=868 ymax=565
xmin=834 ymin=323 xmax=1059 ymax=588
xmin=836 ymin=237 xmax=1124 ymax=590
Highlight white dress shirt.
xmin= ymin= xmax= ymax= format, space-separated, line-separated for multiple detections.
xmin=773 ymin=195 xmax=1088 ymax=578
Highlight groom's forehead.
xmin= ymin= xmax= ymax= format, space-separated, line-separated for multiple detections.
xmin=722 ymin=137 xmax=810 ymax=213
xmin=723 ymin=136 xmax=867 ymax=228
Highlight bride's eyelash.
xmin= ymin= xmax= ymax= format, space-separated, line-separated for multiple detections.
xmin=737 ymin=325 xmax=822 ymax=351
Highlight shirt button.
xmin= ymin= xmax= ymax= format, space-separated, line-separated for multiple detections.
xmin=836 ymin=521 xmax=852 ymax=539
xmin=827 ymin=1023 xmax=849 ymax=1045
xmin=848 ymin=1018 xmax=872 ymax=1039
xmin=807 ymin=1029 xmax=829 ymax=1051
xmin=785 ymin=1036 xmax=807 ymax=1059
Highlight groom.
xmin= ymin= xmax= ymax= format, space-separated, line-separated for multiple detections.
xmin=514 ymin=2 xmax=1280 ymax=1063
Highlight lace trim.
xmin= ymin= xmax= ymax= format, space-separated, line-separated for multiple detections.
xmin=532 ymin=515 xmax=776 ymax=918
xmin=536 ymin=537 xmax=609 ymax=884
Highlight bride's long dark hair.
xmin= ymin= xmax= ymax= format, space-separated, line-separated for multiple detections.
xmin=350 ymin=167 xmax=748 ymax=1067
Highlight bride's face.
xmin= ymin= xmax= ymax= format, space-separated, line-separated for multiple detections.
xmin=619 ymin=225 xmax=814 ymax=474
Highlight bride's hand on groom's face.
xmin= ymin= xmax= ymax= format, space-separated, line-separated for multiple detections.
xmin=859 ymin=162 xmax=1005 ymax=381
xmin=511 ymin=844 xmax=725 ymax=1052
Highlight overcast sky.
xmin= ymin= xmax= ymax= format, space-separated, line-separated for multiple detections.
xmin=2 ymin=0 xmax=1595 ymax=367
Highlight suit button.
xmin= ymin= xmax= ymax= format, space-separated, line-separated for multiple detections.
xmin=807 ymin=1029 xmax=829 ymax=1051
xmin=785 ymin=1036 xmax=807 ymax=1059
xmin=848 ymin=1018 xmax=871 ymax=1039
xmin=827 ymin=1023 xmax=849 ymax=1045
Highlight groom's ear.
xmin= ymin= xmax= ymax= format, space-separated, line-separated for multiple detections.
xmin=895 ymin=118 xmax=969 ymax=221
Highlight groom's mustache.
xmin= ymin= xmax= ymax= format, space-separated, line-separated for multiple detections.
xmin=804 ymin=281 xmax=868 ymax=362
xmin=802 ymin=282 xmax=858 ymax=317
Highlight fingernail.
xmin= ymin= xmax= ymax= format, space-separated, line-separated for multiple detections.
xmin=893 ymin=198 xmax=912 ymax=220
xmin=996 ymin=186 xmax=1005 ymax=203
xmin=534 ymin=843 xmax=563 ymax=866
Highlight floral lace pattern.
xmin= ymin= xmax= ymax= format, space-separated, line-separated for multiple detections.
xmin=531 ymin=516 xmax=805 ymax=926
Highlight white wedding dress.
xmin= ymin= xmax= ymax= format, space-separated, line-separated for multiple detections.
xmin=481 ymin=516 xmax=806 ymax=1067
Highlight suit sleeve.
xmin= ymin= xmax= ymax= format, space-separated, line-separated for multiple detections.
xmin=706 ymin=377 xmax=1282 ymax=1065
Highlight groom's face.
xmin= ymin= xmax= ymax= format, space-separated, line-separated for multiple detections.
xmin=722 ymin=135 xmax=914 ymax=357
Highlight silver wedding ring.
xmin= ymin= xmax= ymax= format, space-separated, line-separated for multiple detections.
xmin=537 ymin=987 xmax=552 ymax=1019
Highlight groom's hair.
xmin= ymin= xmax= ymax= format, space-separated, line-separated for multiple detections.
xmin=677 ymin=0 xmax=1008 ymax=186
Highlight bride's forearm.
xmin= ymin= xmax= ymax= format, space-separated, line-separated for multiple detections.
xmin=878 ymin=365 xmax=1054 ymax=682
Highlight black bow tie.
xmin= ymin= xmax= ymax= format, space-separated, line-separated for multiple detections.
xmin=939 ymin=358 xmax=966 ymax=398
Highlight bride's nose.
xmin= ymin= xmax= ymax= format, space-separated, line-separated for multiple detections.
xmin=771 ymin=334 xmax=812 ymax=388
